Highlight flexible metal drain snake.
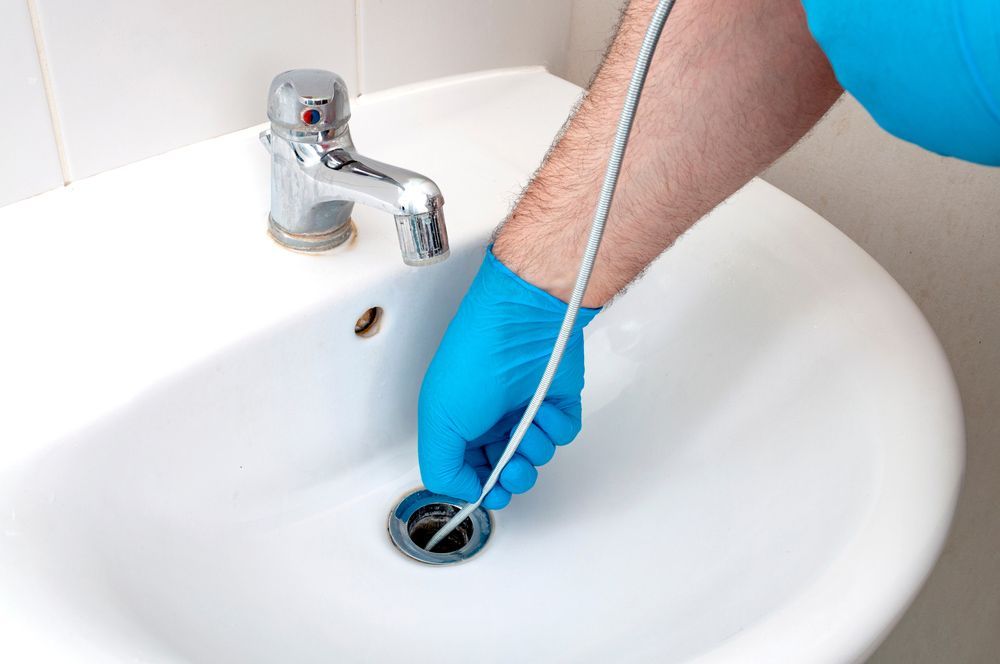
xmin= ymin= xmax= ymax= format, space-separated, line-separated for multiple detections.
xmin=426 ymin=0 xmax=678 ymax=553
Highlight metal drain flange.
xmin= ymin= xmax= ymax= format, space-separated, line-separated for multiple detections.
xmin=388 ymin=489 xmax=492 ymax=565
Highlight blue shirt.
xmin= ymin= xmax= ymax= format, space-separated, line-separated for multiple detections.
xmin=801 ymin=0 xmax=1000 ymax=166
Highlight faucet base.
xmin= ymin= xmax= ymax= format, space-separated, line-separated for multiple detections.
xmin=267 ymin=216 xmax=355 ymax=253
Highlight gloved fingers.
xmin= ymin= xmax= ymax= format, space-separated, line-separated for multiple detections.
xmin=425 ymin=461 xmax=483 ymax=504
xmin=474 ymin=463 xmax=512 ymax=509
xmin=418 ymin=421 xmax=484 ymax=503
xmin=516 ymin=422 xmax=556 ymax=466
xmin=501 ymin=455 xmax=539 ymax=494
xmin=467 ymin=414 xmax=518 ymax=450
xmin=482 ymin=485 xmax=512 ymax=509
xmin=464 ymin=447 xmax=488 ymax=467
xmin=535 ymin=401 xmax=582 ymax=446
xmin=484 ymin=443 xmax=538 ymax=495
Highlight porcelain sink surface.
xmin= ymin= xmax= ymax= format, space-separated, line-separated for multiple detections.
xmin=0 ymin=68 xmax=963 ymax=663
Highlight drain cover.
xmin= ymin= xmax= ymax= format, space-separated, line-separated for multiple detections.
xmin=388 ymin=489 xmax=492 ymax=565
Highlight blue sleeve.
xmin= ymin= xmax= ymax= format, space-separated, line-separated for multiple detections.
xmin=801 ymin=0 xmax=1000 ymax=166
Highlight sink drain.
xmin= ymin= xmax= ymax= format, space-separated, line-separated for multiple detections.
xmin=388 ymin=489 xmax=492 ymax=565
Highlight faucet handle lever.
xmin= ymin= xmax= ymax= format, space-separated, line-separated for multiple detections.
xmin=267 ymin=69 xmax=351 ymax=143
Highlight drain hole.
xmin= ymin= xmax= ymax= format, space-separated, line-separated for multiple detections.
xmin=407 ymin=504 xmax=473 ymax=553
xmin=388 ymin=489 xmax=491 ymax=565
xmin=354 ymin=307 xmax=383 ymax=337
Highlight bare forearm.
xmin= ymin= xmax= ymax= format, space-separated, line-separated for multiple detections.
xmin=493 ymin=0 xmax=841 ymax=306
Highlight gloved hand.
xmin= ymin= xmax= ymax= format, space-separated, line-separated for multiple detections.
xmin=418 ymin=246 xmax=600 ymax=509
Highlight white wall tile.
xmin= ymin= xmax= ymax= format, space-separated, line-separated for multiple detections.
xmin=33 ymin=0 xmax=357 ymax=179
xmin=358 ymin=0 xmax=572 ymax=93
xmin=0 ymin=1 xmax=62 ymax=207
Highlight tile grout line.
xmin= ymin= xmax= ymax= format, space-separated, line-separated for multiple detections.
xmin=25 ymin=0 xmax=71 ymax=185
xmin=354 ymin=0 xmax=365 ymax=95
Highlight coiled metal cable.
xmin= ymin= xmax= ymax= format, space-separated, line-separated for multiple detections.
xmin=426 ymin=0 xmax=677 ymax=553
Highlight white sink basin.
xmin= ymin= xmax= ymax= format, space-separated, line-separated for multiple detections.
xmin=0 ymin=68 xmax=963 ymax=663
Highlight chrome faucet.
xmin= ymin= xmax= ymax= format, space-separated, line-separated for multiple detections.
xmin=260 ymin=69 xmax=449 ymax=265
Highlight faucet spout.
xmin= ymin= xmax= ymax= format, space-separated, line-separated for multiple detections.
xmin=315 ymin=148 xmax=449 ymax=266
xmin=318 ymin=148 xmax=443 ymax=217
xmin=262 ymin=69 xmax=449 ymax=265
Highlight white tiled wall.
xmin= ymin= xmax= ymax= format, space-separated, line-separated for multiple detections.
xmin=357 ymin=0 xmax=572 ymax=93
xmin=31 ymin=0 xmax=357 ymax=180
xmin=0 ymin=0 xmax=575 ymax=207
xmin=0 ymin=1 xmax=62 ymax=207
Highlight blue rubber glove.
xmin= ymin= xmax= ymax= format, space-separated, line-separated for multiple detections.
xmin=418 ymin=247 xmax=600 ymax=509
xmin=801 ymin=0 xmax=1000 ymax=166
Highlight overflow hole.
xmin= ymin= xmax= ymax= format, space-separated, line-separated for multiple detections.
xmin=354 ymin=307 xmax=383 ymax=338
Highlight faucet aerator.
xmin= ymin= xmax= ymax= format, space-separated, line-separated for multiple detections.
xmin=396 ymin=212 xmax=449 ymax=266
